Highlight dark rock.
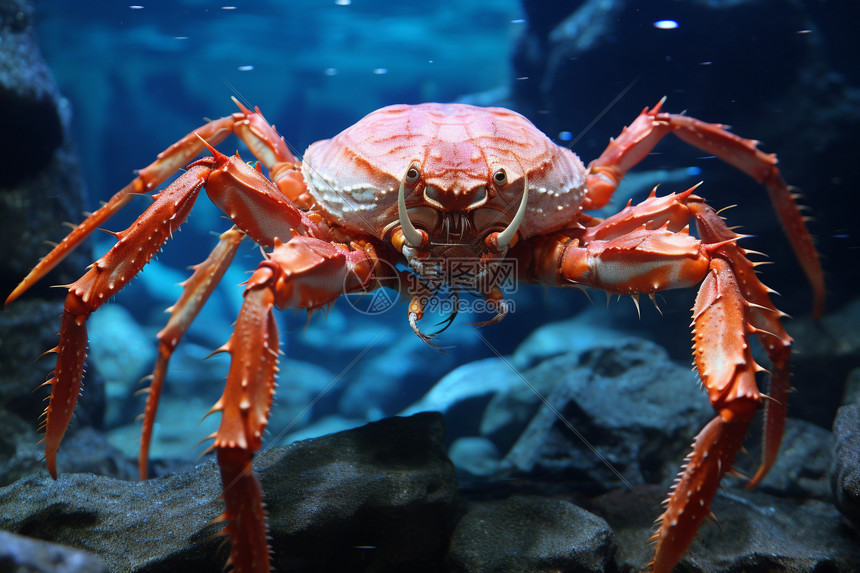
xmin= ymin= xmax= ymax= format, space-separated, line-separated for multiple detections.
xmin=751 ymin=418 xmax=833 ymax=501
xmin=0 ymin=0 xmax=101 ymax=490
xmin=831 ymin=403 xmax=860 ymax=527
xmin=0 ymin=0 xmax=88 ymax=297
xmin=684 ymin=491 xmax=860 ymax=572
xmin=584 ymin=486 xmax=860 ymax=572
xmin=445 ymin=495 xmax=615 ymax=573
xmin=501 ymin=338 xmax=713 ymax=490
xmin=0 ymin=530 xmax=108 ymax=573
xmin=0 ymin=0 xmax=62 ymax=189
xmin=774 ymin=297 xmax=860 ymax=428
xmin=0 ymin=413 xmax=457 ymax=573
xmin=263 ymin=413 xmax=458 ymax=573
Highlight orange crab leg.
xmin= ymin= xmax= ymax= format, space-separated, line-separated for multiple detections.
xmin=584 ymin=99 xmax=825 ymax=317
xmin=5 ymin=119 xmax=232 ymax=306
xmin=208 ymin=237 xmax=376 ymax=572
xmin=689 ymin=200 xmax=792 ymax=489
xmin=516 ymin=188 xmax=791 ymax=572
xmin=42 ymin=162 xmax=212 ymax=477
xmin=5 ymin=99 xmax=299 ymax=307
xmin=41 ymin=148 xmax=318 ymax=480
xmin=138 ymin=226 xmax=245 ymax=480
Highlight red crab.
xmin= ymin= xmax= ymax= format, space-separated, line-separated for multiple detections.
xmin=6 ymin=98 xmax=824 ymax=572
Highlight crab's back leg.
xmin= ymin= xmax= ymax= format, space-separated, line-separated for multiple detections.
xmin=583 ymin=99 xmax=825 ymax=317
xmin=515 ymin=188 xmax=791 ymax=572
xmin=210 ymin=237 xmax=377 ymax=572
xmin=5 ymin=99 xmax=299 ymax=306
xmin=42 ymin=162 xmax=212 ymax=478
xmin=138 ymin=226 xmax=244 ymax=480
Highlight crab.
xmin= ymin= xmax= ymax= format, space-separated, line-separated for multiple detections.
xmin=6 ymin=98 xmax=824 ymax=572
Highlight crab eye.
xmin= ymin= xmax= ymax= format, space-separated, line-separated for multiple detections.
xmin=405 ymin=163 xmax=421 ymax=184
xmin=493 ymin=168 xmax=508 ymax=186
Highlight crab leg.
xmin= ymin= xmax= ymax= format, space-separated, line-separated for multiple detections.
xmin=516 ymin=188 xmax=791 ymax=572
xmin=584 ymin=99 xmax=825 ymax=317
xmin=210 ymin=237 xmax=377 ymax=572
xmin=5 ymin=99 xmax=298 ymax=306
xmin=41 ymin=162 xmax=212 ymax=478
xmin=138 ymin=226 xmax=245 ymax=480
xmin=40 ymin=140 xmax=324 ymax=480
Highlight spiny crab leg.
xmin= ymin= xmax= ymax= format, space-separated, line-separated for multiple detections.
xmin=40 ymin=161 xmax=213 ymax=478
xmin=138 ymin=226 xmax=245 ymax=480
xmin=515 ymin=187 xmax=791 ymax=572
xmin=584 ymin=98 xmax=825 ymax=318
xmin=36 ymin=148 xmax=316 ymax=479
xmin=208 ymin=236 xmax=377 ymax=572
xmin=4 ymin=99 xmax=298 ymax=306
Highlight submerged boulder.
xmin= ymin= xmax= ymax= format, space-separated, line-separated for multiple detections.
xmin=0 ymin=413 xmax=458 ymax=572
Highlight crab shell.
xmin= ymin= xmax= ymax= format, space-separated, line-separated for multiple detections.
xmin=301 ymin=103 xmax=588 ymax=243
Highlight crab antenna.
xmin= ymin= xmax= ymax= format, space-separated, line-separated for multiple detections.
xmin=496 ymin=172 xmax=529 ymax=249
xmin=398 ymin=164 xmax=424 ymax=248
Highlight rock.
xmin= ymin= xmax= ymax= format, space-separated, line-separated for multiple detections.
xmin=831 ymin=403 xmax=860 ymax=527
xmin=501 ymin=338 xmax=713 ymax=490
xmin=448 ymin=436 xmax=501 ymax=478
xmin=0 ymin=412 xmax=457 ymax=572
xmin=401 ymin=357 xmax=517 ymax=439
xmin=0 ymin=0 xmax=88 ymax=296
xmin=0 ymin=462 xmax=225 ymax=572
xmin=687 ymin=491 xmax=860 ymax=572
xmin=264 ymin=412 xmax=458 ymax=572
xmin=0 ymin=0 xmax=101 ymax=491
xmin=446 ymin=496 xmax=615 ymax=573
xmin=584 ymin=486 xmax=860 ymax=572
xmin=88 ymin=305 xmax=157 ymax=429
xmin=777 ymin=297 xmax=860 ymax=428
xmin=0 ymin=530 xmax=108 ymax=573
xmin=751 ymin=418 xmax=833 ymax=501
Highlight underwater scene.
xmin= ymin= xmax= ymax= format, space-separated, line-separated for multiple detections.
xmin=1 ymin=0 xmax=859 ymax=571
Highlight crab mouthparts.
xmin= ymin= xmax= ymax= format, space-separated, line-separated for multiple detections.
xmin=397 ymin=169 xmax=529 ymax=251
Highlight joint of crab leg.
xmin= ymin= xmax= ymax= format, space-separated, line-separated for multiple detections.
xmin=392 ymin=226 xmax=428 ymax=253
xmin=230 ymin=96 xmax=297 ymax=167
